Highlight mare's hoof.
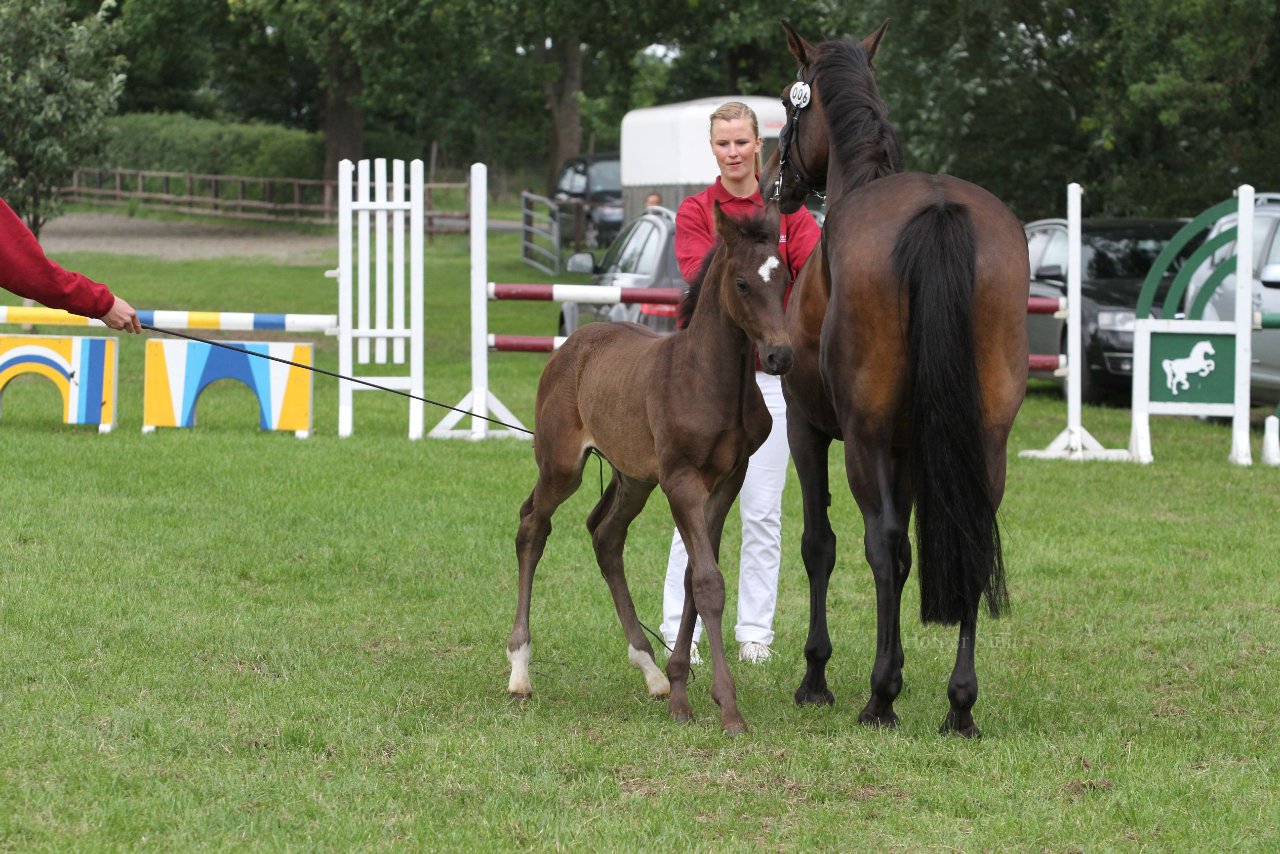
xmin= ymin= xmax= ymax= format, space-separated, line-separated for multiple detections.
xmin=939 ymin=712 xmax=981 ymax=738
xmin=670 ymin=710 xmax=693 ymax=725
xmin=723 ymin=722 xmax=748 ymax=737
xmin=857 ymin=709 xmax=900 ymax=729
xmin=794 ymin=684 xmax=835 ymax=706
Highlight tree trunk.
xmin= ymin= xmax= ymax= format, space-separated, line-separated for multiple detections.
xmin=22 ymin=184 xmax=46 ymax=242
xmin=323 ymin=52 xmax=365 ymax=181
xmin=540 ymin=36 xmax=585 ymax=195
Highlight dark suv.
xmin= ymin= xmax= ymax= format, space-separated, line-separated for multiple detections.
xmin=552 ymin=153 xmax=624 ymax=249
xmin=560 ymin=205 xmax=682 ymax=335
xmin=1026 ymin=218 xmax=1200 ymax=404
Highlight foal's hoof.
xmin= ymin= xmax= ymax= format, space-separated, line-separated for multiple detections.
xmin=668 ymin=698 xmax=693 ymax=725
xmin=939 ymin=711 xmax=981 ymax=739
xmin=794 ymin=683 xmax=835 ymax=706
xmin=723 ymin=722 xmax=748 ymax=737
xmin=508 ymin=690 xmax=532 ymax=702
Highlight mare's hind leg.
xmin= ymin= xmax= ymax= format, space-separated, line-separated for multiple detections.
xmin=845 ymin=436 xmax=913 ymax=728
xmin=940 ymin=433 xmax=1010 ymax=737
xmin=940 ymin=610 xmax=980 ymax=737
xmin=507 ymin=448 xmax=589 ymax=698
xmin=585 ymin=471 xmax=668 ymax=698
xmin=788 ymin=417 xmax=838 ymax=706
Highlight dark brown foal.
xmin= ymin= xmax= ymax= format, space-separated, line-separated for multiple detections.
xmin=507 ymin=203 xmax=793 ymax=734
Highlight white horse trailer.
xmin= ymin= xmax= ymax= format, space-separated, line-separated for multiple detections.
xmin=620 ymin=96 xmax=787 ymax=221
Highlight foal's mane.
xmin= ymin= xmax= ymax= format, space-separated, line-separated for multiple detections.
xmin=814 ymin=38 xmax=903 ymax=192
xmin=677 ymin=211 xmax=775 ymax=328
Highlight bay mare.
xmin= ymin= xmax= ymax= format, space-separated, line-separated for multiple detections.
xmin=507 ymin=203 xmax=794 ymax=734
xmin=772 ymin=22 xmax=1029 ymax=736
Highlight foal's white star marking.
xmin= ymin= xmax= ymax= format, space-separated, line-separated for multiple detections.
xmin=758 ymin=255 xmax=781 ymax=283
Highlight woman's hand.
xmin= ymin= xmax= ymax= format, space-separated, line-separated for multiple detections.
xmin=100 ymin=296 xmax=141 ymax=333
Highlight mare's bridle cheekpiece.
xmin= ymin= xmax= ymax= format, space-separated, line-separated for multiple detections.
xmin=773 ymin=64 xmax=825 ymax=204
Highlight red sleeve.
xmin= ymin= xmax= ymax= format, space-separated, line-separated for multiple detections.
xmin=782 ymin=207 xmax=822 ymax=280
xmin=0 ymin=198 xmax=115 ymax=318
xmin=674 ymin=194 xmax=715 ymax=284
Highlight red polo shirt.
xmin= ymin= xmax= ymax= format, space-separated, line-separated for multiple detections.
xmin=1 ymin=197 xmax=115 ymax=318
xmin=675 ymin=177 xmax=821 ymax=287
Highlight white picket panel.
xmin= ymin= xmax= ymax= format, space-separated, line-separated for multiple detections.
xmin=337 ymin=158 xmax=425 ymax=439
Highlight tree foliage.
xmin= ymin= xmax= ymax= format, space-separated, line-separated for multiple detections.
xmin=863 ymin=0 xmax=1280 ymax=218
xmin=9 ymin=0 xmax=1279 ymax=221
xmin=0 ymin=0 xmax=124 ymax=237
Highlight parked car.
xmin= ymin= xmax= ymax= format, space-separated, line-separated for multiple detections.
xmin=552 ymin=153 xmax=624 ymax=249
xmin=561 ymin=205 xmax=682 ymax=336
xmin=1184 ymin=192 xmax=1280 ymax=405
xmin=1026 ymin=217 xmax=1200 ymax=404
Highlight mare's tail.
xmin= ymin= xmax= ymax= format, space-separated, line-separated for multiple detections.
xmin=893 ymin=201 xmax=1008 ymax=625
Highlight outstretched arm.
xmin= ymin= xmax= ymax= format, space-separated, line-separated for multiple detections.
xmin=0 ymin=197 xmax=135 ymax=326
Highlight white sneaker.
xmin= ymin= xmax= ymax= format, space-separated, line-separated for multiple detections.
xmin=739 ymin=641 xmax=772 ymax=664
xmin=667 ymin=643 xmax=701 ymax=665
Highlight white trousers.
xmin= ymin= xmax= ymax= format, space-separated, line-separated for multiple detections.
xmin=660 ymin=371 xmax=788 ymax=647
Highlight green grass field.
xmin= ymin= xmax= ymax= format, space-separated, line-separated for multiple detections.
xmin=1 ymin=229 xmax=1277 ymax=850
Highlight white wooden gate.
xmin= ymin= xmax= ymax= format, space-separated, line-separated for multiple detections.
xmin=336 ymin=158 xmax=425 ymax=439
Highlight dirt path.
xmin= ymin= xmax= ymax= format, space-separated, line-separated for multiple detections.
xmin=40 ymin=212 xmax=335 ymax=264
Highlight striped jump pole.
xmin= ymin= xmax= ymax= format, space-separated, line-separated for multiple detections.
xmin=0 ymin=306 xmax=337 ymax=333
xmin=1027 ymin=296 xmax=1067 ymax=316
xmin=488 ymin=283 xmax=682 ymax=305
xmin=489 ymin=295 xmax=1071 ymax=357
xmin=1027 ymin=296 xmax=1069 ymax=376
xmin=489 ymin=335 xmax=567 ymax=352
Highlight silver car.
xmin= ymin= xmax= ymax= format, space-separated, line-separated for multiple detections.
xmin=560 ymin=205 xmax=682 ymax=336
xmin=1184 ymin=192 xmax=1280 ymax=405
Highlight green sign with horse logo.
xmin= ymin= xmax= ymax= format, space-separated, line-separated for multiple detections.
xmin=1148 ymin=332 xmax=1236 ymax=404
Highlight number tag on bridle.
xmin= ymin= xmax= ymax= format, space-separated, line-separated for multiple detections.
xmin=789 ymin=81 xmax=812 ymax=109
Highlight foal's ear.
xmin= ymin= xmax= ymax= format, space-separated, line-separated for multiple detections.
xmin=763 ymin=200 xmax=781 ymax=231
xmin=713 ymin=200 xmax=737 ymax=240
xmin=861 ymin=19 xmax=889 ymax=63
xmin=781 ymin=20 xmax=815 ymax=68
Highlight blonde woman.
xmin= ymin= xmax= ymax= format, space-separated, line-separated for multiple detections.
xmin=659 ymin=102 xmax=820 ymax=664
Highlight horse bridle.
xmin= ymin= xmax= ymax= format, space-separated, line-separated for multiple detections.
xmin=773 ymin=63 xmax=826 ymax=204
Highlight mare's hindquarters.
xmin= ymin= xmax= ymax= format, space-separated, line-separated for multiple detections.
xmin=892 ymin=185 xmax=1027 ymax=735
xmin=896 ymin=200 xmax=1006 ymax=626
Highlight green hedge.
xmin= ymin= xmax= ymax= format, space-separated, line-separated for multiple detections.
xmin=99 ymin=113 xmax=325 ymax=178
xmin=98 ymin=113 xmax=436 ymax=181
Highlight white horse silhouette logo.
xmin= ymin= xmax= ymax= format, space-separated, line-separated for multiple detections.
xmin=1163 ymin=340 xmax=1216 ymax=396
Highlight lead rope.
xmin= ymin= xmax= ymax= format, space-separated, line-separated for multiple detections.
xmin=139 ymin=323 xmax=611 ymax=487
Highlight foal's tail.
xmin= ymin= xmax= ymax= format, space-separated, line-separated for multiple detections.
xmin=893 ymin=201 xmax=1008 ymax=625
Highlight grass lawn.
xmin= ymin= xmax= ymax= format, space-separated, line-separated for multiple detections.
xmin=1 ymin=229 xmax=1277 ymax=850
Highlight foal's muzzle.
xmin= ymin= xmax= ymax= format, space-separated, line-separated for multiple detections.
xmin=761 ymin=345 xmax=794 ymax=376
